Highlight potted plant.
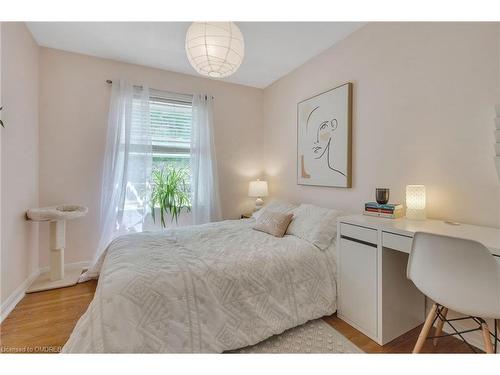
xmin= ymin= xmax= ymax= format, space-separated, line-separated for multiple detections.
xmin=150 ymin=166 xmax=191 ymax=227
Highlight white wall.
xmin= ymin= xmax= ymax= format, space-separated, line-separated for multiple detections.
xmin=0 ymin=22 xmax=39 ymax=305
xmin=262 ymin=22 xmax=500 ymax=228
xmin=38 ymin=47 xmax=264 ymax=267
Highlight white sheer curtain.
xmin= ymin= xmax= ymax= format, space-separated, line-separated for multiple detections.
xmin=190 ymin=94 xmax=222 ymax=224
xmin=80 ymin=80 xmax=151 ymax=281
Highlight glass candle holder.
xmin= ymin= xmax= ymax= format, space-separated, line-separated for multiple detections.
xmin=376 ymin=188 xmax=390 ymax=205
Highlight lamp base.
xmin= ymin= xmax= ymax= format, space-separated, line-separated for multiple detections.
xmin=406 ymin=208 xmax=426 ymax=220
xmin=254 ymin=197 xmax=264 ymax=211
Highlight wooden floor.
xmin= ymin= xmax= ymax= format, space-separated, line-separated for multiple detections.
xmin=0 ymin=281 xmax=472 ymax=354
xmin=0 ymin=281 xmax=97 ymax=353
xmin=323 ymin=315 xmax=472 ymax=353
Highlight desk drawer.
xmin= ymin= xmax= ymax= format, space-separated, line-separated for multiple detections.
xmin=382 ymin=232 xmax=413 ymax=254
xmin=340 ymin=223 xmax=377 ymax=245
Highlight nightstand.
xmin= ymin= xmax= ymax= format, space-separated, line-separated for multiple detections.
xmin=241 ymin=213 xmax=252 ymax=219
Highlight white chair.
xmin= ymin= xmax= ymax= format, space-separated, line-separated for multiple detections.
xmin=407 ymin=232 xmax=500 ymax=353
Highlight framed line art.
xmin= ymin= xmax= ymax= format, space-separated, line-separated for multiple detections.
xmin=297 ymin=82 xmax=352 ymax=188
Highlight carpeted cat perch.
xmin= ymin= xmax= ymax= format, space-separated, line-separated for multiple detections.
xmin=26 ymin=205 xmax=88 ymax=293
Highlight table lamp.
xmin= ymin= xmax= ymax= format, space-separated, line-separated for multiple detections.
xmin=406 ymin=185 xmax=426 ymax=220
xmin=248 ymin=179 xmax=268 ymax=211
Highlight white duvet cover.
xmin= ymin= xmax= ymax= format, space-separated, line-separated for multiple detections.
xmin=63 ymin=219 xmax=337 ymax=353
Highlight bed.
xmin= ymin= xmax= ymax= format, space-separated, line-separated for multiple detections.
xmin=62 ymin=204 xmax=339 ymax=353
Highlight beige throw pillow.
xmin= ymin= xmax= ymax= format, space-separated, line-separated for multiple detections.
xmin=252 ymin=200 xmax=297 ymax=220
xmin=252 ymin=211 xmax=294 ymax=238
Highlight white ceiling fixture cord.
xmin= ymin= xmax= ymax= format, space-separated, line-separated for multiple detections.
xmin=185 ymin=22 xmax=245 ymax=79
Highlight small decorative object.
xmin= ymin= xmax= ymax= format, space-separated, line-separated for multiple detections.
xmin=375 ymin=188 xmax=390 ymax=204
xmin=150 ymin=166 xmax=191 ymax=227
xmin=26 ymin=204 xmax=88 ymax=292
xmin=297 ymin=83 xmax=352 ymax=188
xmin=364 ymin=202 xmax=403 ymax=219
xmin=248 ymin=179 xmax=268 ymax=211
xmin=185 ymin=22 xmax=245 ymax=78
xmin=406 ymin=185 xmax=426 ymax=220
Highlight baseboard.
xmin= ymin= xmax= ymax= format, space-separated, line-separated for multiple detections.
xmin=0 ymin=261 xmax=91 ymax=323
xmin=0 ymin=269 xmax=40 ymax=322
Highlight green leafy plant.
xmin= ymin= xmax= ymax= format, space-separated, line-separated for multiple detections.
xmin=150 ymin=166 xmax=191 ymax=227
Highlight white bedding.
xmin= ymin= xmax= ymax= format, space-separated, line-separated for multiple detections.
xmin=62 ymin=219 xmax=337 ymax=353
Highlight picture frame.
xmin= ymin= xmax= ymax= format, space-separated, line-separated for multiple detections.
xmin=297 ymin=82 xmax=352 ymax=188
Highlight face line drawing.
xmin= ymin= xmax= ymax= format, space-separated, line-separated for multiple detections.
xmin=305 ymin=105 xmax=320 ymax=132
xmin=310 ymin=117 xmax=346 ymax=177
xmin=315 ymin=120 xmax=333 ymax=143
xmin=314 ymin=137 xmax=330 ymax=159
xmin=316 ymin=138 xmax=346 ymax=177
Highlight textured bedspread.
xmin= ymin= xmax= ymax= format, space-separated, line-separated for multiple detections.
xmin=62 ymin=219 xmax=337 ymax=353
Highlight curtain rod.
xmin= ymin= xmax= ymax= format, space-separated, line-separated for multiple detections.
xmin=105 ymin=80 xmax=213 ymax=100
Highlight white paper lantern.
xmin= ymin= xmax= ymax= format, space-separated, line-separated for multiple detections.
xmin=185 ymin=22 xmax=244 ymax=78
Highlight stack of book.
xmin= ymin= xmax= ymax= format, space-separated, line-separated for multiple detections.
xmin=364 ymin=202 xmax=403 ymax=219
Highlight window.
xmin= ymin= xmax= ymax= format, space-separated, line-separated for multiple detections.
xmin=125 ymin=90 xmax=192 ymax=216
xmin=149 ymin=91 xmax=192 ymax=172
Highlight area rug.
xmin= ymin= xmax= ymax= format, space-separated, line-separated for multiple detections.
xmin=232 ymin=319 xmax=363 ymax=353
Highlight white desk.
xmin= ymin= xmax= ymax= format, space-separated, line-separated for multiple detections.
xmin=339 ymin=214 xmax=500 ymax=256
xmin=336 ymin=214 xmax=500 ymax=346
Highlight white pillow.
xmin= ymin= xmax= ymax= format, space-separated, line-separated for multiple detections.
xmin=252 ymin=200 xmax=297 ymax=220
xmin=286 ymin=204 xmax=343 ymax=250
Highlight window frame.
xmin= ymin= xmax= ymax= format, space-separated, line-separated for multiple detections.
xmin=148 ymin=90 xmax=193 ymax=169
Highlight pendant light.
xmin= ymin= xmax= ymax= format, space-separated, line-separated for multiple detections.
xmin=185 ymin=22 xmax=244 ymax=78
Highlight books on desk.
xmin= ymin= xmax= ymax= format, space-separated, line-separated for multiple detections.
xmin=364 ymin=202 xmax=403 ymax=219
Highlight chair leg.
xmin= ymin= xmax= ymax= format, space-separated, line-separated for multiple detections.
xmin=497 ymin=319 xmax=499 ymax=354
xmin=413 ymin=303 xmax=438 ymax=353
xmin=481 ymin=321 xmax=494 ymax=354
xmin=433 ymin=306 xmax=448 ymax=347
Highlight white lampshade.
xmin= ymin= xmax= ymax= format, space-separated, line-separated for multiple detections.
xmin=406 ymin=185 xmax=426 ymax=220
xmin=248 ymin=180 xmax=268 ymax=198
xmin=185 ymin=22 xmax=244 ymax=78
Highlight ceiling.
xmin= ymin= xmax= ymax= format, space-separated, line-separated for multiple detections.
xmin=26 ymin=22 xmax=364 ymax=88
